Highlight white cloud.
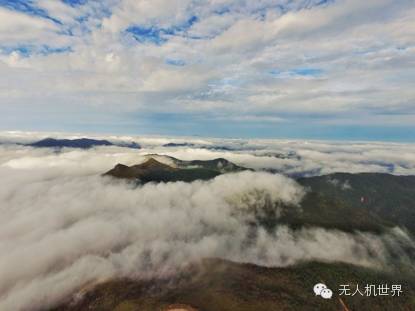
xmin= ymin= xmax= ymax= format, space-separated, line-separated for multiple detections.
xmin=1 ymin=133 xmax=415 ymax=310
xmin=35 ymin=0 xmax=79 ymax=24
xmin=0 ymin=0 xmax=414 ymax=135
xmin=2 ymin=131 xmax=415 ymax=176
xmin=1 ymin=142 xmax=414 ymax=310
xmin=101 ymin=0 xmax=193 ymax=34
xmin=0 ymin=7 xmax=59 ymax=45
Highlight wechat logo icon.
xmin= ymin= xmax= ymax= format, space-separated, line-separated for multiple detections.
xmin=313 ymin=283 xmax=333 ymax=299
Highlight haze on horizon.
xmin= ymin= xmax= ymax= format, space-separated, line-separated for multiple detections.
xmin=0 ymin=0 xmax=414 ymax=141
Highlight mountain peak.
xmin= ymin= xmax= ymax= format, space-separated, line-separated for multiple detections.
xmin=103 ymin=155 xmax=246 ymax=183
xmin=137 ymin=158 xmax=175 ymax=170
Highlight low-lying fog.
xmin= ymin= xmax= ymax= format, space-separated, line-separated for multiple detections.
xmin=1 ymin=132 xmax=415 ymax=311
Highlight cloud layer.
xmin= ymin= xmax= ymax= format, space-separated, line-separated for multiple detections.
xmin=2 ymin=131 xmax=415 ymax=176
xmin=1 ymin=133 xmax=415 ymax=310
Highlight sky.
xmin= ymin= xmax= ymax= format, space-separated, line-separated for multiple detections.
xmin=0 ymin=0 xmax=414 ymax=141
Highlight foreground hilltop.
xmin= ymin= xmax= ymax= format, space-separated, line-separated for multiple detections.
xmin=51 ymin=258 xmax=415 ymax=311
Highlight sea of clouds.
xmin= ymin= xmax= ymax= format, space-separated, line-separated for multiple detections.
xmin=1 ymin=131 xmax=415 ymax=311
xmin=2 ymin=130 xmax=415 ymax=176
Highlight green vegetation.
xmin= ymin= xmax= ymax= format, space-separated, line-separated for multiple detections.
xmin=86 ymin=165 xmax=415 ymax=311
xmin=104 ymin=157 xmax=246 ymax=183
xmin=52 ymin=259 xmax=415 ymax=311
xmin=279 ymin=191 xmax=393 ymax=233
xmin=298 ymin=173 xmax=415 ymax=234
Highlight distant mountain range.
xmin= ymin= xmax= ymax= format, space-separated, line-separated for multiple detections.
xmin=163 ymin=142 xmax=196 ymax=147
xmin=162 ymin=142 xmax=249 ymax=151
xmin=26 ymin=138 xmax=141 ymax=149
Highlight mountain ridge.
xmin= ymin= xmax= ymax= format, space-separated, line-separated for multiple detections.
xmin=27 ymin=137 xmax=141 ymax=149
xmin=104 ymin=157 xmax=246 ymax=183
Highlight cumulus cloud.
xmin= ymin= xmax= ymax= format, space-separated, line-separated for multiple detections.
xmin=0 ymin=1 xmax=414 ymax=137
xmin=0 ymin=139 xmax=414 ymax=310
xmin=0 ymin=7 xmax=59 ymax=45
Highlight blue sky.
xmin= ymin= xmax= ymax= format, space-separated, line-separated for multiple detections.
xmin=0 ymin=0 xmax=414 ymax=141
